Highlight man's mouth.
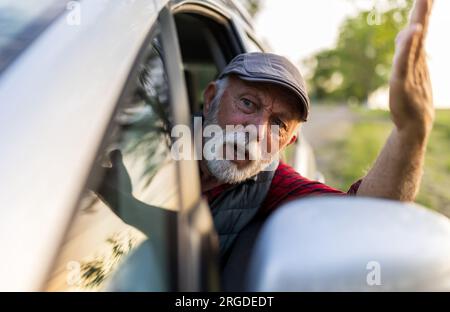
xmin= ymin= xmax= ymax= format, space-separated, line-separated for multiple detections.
xmin=223 ymin=142 xmax=252 ymax=167
xmin=227 ymin=142 xmax=249 ymax=158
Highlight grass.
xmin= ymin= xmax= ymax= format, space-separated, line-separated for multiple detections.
xmin=317 ymin=108 xmax=450 ymax=217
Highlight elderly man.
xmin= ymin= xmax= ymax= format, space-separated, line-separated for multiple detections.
xmin=98 ymin=0 xmax=434 ymax=290
xmin=196 ymin=0 xmax=434 ymax=287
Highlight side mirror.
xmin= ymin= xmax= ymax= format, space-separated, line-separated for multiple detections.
xmin=246 ymin=197 xmax=450 ymax=291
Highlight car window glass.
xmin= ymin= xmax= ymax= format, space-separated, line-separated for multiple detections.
xmin=45 ymin=31 xmax=179 ymax=291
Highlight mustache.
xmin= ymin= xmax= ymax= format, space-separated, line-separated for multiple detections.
xmin=204 ymin=130 xmax=272 ymax=161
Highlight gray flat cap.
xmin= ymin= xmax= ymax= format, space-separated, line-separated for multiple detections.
xmin=218 ymin=52 xmax=310 ymax=121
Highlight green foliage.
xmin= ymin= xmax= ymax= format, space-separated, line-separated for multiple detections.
xmin=417 ymin=111 xmax=450 ymax=215
xmin=322 ymin=109 xmax=392 ymax=189
xmin=306 ymin=0 xmax=413 ymax=104
xmin=318 ymin=108 xmax=450 ymax=217
xmin=79 ymin=232 xmax=136 ymax=289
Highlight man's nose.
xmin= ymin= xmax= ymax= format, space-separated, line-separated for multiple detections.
xmin=242 ymin=115 xmax=271 ymax=143
xmin=256 ymin=122 xmax=268 ymax=142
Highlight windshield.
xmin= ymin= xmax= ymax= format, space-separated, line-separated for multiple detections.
xmin=0 ymin=0 xmax=67 ymax=74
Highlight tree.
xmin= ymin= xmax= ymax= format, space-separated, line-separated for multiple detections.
xmin=305 ymin=0 xmax=413 ymax=105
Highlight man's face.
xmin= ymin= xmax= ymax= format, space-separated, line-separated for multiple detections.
xmin=202 ymin=75 xmax=302 ymax=183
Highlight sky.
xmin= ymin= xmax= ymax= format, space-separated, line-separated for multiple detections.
xmin=253 ymin=0 xmax=450 ymax=108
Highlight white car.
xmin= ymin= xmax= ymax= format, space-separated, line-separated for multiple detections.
xmin=1 ymin=0 xmax=449 ymax=292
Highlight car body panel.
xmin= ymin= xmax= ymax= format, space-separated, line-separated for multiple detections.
xmin=0 ymin=0 xmax=169 ymax=291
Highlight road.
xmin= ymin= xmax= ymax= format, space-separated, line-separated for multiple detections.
xmin=301 ymin=105 xmax=355 ymax=150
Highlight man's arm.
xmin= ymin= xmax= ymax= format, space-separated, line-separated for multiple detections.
xmin=356 ymin=0 xmax=434 ymax=201
xmin=93 ymin=150 xmax=175 ymax=240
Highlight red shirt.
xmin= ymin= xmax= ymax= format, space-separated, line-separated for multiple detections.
xmin=204 ymin=161 xmax=361 ymax=220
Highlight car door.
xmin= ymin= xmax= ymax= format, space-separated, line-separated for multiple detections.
xmin=44 ymin=6 xmax=218 ymax=292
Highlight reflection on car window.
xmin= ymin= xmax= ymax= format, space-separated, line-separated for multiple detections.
xmin=45 ymin=32 xmax=180 ymax=291
xmin=0 ymin=0 xmax=66 ymax=73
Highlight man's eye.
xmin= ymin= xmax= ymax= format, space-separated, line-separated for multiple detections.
xmin=272 ymin=118 xmax=287 ymax=130
xmin=240 ymin=98 xmax=254 ymax=109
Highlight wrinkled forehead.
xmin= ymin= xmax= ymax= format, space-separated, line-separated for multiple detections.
xmin=227 ymin=75 xmax=303 ymax=121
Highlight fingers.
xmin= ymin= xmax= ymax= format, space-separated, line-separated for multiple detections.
xmin=409 ymin=0 xmax=433 ymax=38
xmin=109 ymin=149 xmax=123 ymax=164
xmin=393 ymin=24 xmax=423 ymax=79
xmin=409 ymin=0 xmax=432 ymax=64
xmin=394 ymin=0 xmax=433 ymax=79
xmin=394 ymin=0 xmax=434 ymax=79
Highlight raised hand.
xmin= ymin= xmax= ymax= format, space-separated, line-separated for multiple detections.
xmin=390 ymin=0 xmax=434 ymax=138
xmin=357 ymin=0 xmax=436 ymax=201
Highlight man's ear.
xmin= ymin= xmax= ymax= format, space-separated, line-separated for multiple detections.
xmin=287 ymin=134 xmax=298 ymax=146
xmin=203 ymin=82 xmax=217 ymax=116
xmin=286 ymin=122 xmax=302 ymax=146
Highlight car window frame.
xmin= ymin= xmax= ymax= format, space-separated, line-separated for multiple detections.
xmin=167 ymin=1 xmax=266 ymax=291
xmin=244 ymin=31 xmax=267 ymax=52
xmin=171 ymin=1 xmax=244 ymax=58
xmin=168 ymin=1 xmax=255 ymax=291
xmin=44 ymin=5 xmax=204 ymax=291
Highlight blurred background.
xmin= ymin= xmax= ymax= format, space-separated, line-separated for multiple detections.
xmin=239 ymin=0 xmax=450 ymax=217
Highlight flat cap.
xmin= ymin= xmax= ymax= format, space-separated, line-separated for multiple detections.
xmin=218 ymin=52 xmax=310 ymax=121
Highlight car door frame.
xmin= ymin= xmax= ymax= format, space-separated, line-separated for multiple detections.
xmin=165 ymin=0 xmax=269 ymax=291
xmin=57 ymin=5 xmax=211 ymax=292
xmin=166 ymin=0 xmax=257 ymax=291
xmin=159 ymin=5 xmax=221 ymax=291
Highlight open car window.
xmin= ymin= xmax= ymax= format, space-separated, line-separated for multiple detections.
xmin=174 ymin=10 xmax=241 ymax=114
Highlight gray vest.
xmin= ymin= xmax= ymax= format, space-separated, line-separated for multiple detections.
xmin=209 ymin=160 xmax=278 ymax=258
